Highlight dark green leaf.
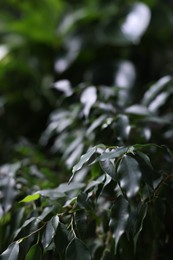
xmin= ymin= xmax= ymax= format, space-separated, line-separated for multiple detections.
xmin=117 ymin=155 xmax=142 ymax=198
xmin=135 ymin=151 xmax=153 ymax=187
xmin=14 ymin=217 xmax=36 ymax=239
xmin=75 ymin=210 xmax=88 ymax=239
xmin=99 ymin=160 xmax=115 ymax=180
xmin=0 ymin=242 xmax=19 ymax=260
xmin=133 ymin=204 xmax=148 ymax=251
xmin=71 ymin=147 xmax=97 ymax=181
xmin=25 ymin=244 xmax=42 ymax=260
xmin=65 ymin=237 xmax=91 ymax=260
xmin=109 ymin=196 xmax=129 ymax=253
xmin=77 ymin=192 xmax=93 ymax=211
xmin=116 ymin=114 xmax=130 ymax=140
xmin=54 ymin=222 xmax=70 ymax=259
xmin=41 ymin=216 xmax=59 ymax=250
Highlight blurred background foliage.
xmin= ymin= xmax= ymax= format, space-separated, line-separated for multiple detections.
xmin=0 ymin=0 xmax=173 ymax=152
xmin=1 ymin=0 xmax=173 ymax=258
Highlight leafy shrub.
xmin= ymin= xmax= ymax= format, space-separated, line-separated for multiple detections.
xmin=1 ymin=0 xmax=173 ymax=259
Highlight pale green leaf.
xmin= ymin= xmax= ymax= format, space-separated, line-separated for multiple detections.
xmin=19 ymin=193 xmax=40 ymax=203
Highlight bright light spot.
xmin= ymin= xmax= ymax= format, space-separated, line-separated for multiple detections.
xmin=149 ymin=92 xmax=169 ymax=112
xmin=54 ymin=58 xmax=69 ymax=73
xmin=115 ymin=61 xmax=136 ymax=88
xmin=80 ymin=86 xmax=97 ymax=117
xmin=53 ymin=79 xmax=73 ymax=97
xmin=121 ymin=3 xmax=151 ymax=43
xmin=0 ymin=45 xmax=8 ymax=60
xmin=126 ymin=186 xmax=139 ymax=198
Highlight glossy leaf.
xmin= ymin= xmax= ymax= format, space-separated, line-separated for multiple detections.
xmin=75 ymin=210 xmax=88 ymax=239
xmin=41 ymin=216 xmax=59 ymax=250
xmin=142 ymin=75 xmax=171 ymax=106
xmin=117 ymin=155 xmax=142 ymax=198
xmin=116 ymin=114 xmax=130 ymax=140
xmin=25 ymin=244 xmax=42 ymax=260
xmin=109 ymin=196 xmax=129 ymax=253
xmin=13 ymin=217 xmax=36 ymax=239
xmin=0 ymin=242 xmax=19 ymax=260
xmin=77 ymin=192 xmax=93 ymax=211
xmin=135 ymin=151 xmax=153 ymax=187
xmin=71 ymin=147 xmax=97 ymax=180
xmin=86 ymin=115 xmax=107 ymax=135
xmin=65 ymin=237 xmax=91 ymax=260
xmin=54 ymin=222 xmax=71 ymax=259
xmin=36 ymin=189 xmax=65 ymax=200
xmin=99 ymin=147 xmax=128 ymax=161
xmin=56 ymin=182 xmax=85 ymax=193
xmin=99 ymin=160 xmax=115 ymax=180
xmin=133 ymin=204 xmax=148 ymax=251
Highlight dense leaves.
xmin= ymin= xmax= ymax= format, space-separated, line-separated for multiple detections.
xmin=1 ymin=0 xmax=173 ymax=259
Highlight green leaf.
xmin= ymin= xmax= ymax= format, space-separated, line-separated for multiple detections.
xmin=133 ymin=204 xmax=148 ymax=251
xmin=135 ymin=151 xmax=153 ymax=187
xmin=99 ymin=147 xmax=128 ymax=161
xmin=116 ymin=114 xmax=130 ymax=140
xmin=65 ymin=237 xmax=91 ymax=260
xmin=13 ymin=217 xmax=36 ymax=239
xmin=41 ymin=216 xmax=59 ymax=250
xmin=86 ymin=115 xmax=107 ymax=135
xmin=109 ymin=196 xmax=129 ymax=254
xmin=142 ymin=75 xmax=171 ymax=106
xmin=54 ymin=222 xmax=71 ymax=259
xmin=36 ymin=189 xmax=65 ymax=200
xmin=75 ymin=210 xmax=88 ymax=239
xmin=125 ymin=104 xmax=149 ymax=116
xmin=56 ymin=182 xmax=85 ymax=193
xmin=70 ymin=147 xmax=97 ymax=182
xmin=117 ymin=155 xmax=142 ymax=198
xmin=77 ymin=192 xmax=93 ymax=211
xmin=99 ymin=160 xmax=115 ymax=180
xmin=19 ymin=193 xmax=40 ymax=203
xmin=0 ymin=242 xmax=19 ymax=260
xmin=25 ymin=244 xmax=42 ymax=260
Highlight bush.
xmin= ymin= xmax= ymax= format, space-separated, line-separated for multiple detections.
xmin=1 ymin=0 xmax=173 ymax=259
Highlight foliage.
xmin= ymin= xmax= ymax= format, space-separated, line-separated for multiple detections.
xmin=1 ymin=0 xmax=173 ymax=259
